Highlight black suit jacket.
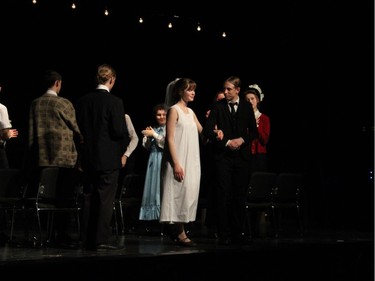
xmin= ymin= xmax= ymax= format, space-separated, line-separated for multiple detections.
xmin=77 ymin=89 xmax=129 ymax=171
xmin=203 ymin=98 xmax=258 ymax=161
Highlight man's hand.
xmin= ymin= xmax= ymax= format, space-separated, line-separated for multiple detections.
xmin=228 ymin=138 xmax=243 ymax=151
xmin=3 ymin=128 xmax=18 ymax=140
xmin=121 ymin=154 xmax=128 ymax=168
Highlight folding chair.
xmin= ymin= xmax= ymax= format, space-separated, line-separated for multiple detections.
xmin=12 ymin=167 xmax=82 ymax=247
xmin=245 ymin=172 xmax=278 ymax=238
xmin=273 ymin=172 xmax=304 ymax=237
xmin=113 ymin=173 xmax=143 ymax=236
xmin=0 ymin=168 xmax=26 ymax=243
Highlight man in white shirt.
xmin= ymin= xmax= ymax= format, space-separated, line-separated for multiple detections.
xmin=0 ymin=83 xmax=18 ymax=168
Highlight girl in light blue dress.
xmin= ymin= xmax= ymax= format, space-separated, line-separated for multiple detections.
xmin=139 ymin=104 xmax=167 ymax=227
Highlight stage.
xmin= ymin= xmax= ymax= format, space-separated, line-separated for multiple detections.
xmin=0 ymin=228 xmax=372 ymax=281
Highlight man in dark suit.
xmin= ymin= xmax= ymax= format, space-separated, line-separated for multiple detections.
xmin=77 ymin=64 xmax=129 ymax=250
xmin=202 ymin=76 xmax=258 ymax=245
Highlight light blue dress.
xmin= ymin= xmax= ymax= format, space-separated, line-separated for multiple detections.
xmin=139 ymin=125 xmax=165 ymax=220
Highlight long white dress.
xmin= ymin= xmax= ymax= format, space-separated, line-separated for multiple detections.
xmin=159 ymin=105 xmax=201 ymax=223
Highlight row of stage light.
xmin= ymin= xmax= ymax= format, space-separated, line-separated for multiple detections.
xmin=30 ymin=0 xmax=229 ymax=38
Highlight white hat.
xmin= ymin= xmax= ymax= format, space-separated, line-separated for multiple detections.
xmin=248 ymin=84 xmax=264 ymax=102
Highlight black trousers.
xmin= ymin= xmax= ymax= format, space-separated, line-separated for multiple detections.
xmin=214 ymin=154 xmax=250 ymax=240
xmin=82 ymin=169 xmax=119 ymax=247
xmin=0 ymin=146 xmax=9 ymax=169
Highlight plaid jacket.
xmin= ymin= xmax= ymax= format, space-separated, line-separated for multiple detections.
xmin=28 ymin=93 xmax=82 ymax=167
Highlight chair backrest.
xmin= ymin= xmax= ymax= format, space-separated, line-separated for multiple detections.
xmin=247 ymin=172 xmax=278 ymax=202
xmin=36 ymin=167 xmax=60 ymax=201
xmin=274 ymin=173 xmax=303 ymax=203
xmin=119 ymin=174 xmax=144 ymax=201
xmin=0 ymin=168 xmax=25 ymax=198
xmin=74 ymin=183 xmax=84 ymax=207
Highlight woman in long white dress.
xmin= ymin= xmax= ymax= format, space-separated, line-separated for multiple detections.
xmin=159 ymin=78 xmax=203 ymax=246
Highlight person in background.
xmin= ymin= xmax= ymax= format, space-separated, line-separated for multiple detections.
xmin=77 ymin=64 xmax=129 ymax=251
xmin=117 ymin=113 xmax=139 ymax=192
xmin=0 ymin=81 xmax=19 ymax=245
xmin=139 ymin=103 xmax=167 ymax=234
xmin=243 ymin=84 xmax=270 ymax=173
xmin=28 ymin=70 xmax=82 ymax=246
xmin=121 ymin=113 xmax=139 ymax=174
xmin=0 ymin=82 xmax=19 ymax=169
xmin=159 ymin=78 xmax=203 ymax=247
xmin=116 ymin=113 xmax=139 ymax=232
xmin=202 ymin=76 xmax=258 ymax=245
xmin=201 ymin=89 xmax=226 ymax=237
xmin=205 ymin=90 xmax=225 ymax=118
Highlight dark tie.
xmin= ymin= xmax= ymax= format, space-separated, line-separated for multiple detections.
xmin=229 ymin=102 xmax=237 ymax=116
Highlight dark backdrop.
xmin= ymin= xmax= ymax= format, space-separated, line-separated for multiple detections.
xmin=0 ymin=0 xmax=373 ymax=232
